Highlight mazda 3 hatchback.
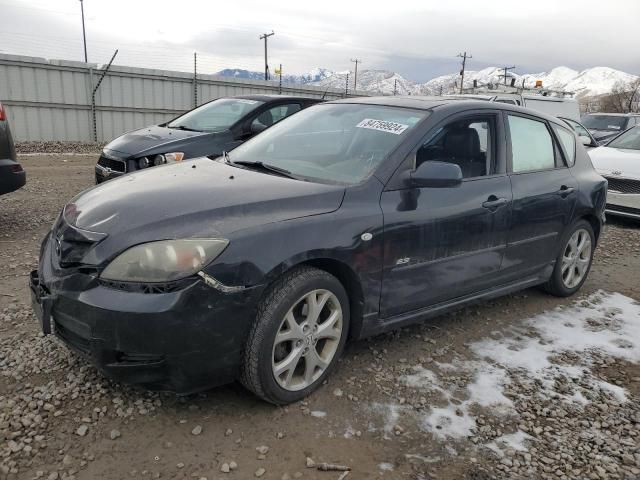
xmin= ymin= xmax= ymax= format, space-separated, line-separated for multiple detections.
xmin=32 ymin=97 xmax=607 ymax=404
xmin=95 ymin=95 xmax=320 ymax=183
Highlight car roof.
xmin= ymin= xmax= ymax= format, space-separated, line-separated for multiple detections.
xmin=325 ymin=95 xmax=566 ymax=126
xmin=233 ymin=94 xmax=321 ymax=102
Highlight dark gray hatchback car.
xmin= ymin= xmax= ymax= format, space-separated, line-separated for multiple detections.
xmin=32 ymin=97 xmax=607 ymax=404
xmin=95 ymin=95 xmax=320 ymax=183
xmin=0 ymin=102 xmax=26 ymax=196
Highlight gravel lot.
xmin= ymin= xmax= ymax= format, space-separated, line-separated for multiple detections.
xmin=1 ymin=154 xmax=639 ymax=480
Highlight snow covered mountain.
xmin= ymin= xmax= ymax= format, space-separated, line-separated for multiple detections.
xmin=215 ymin=66 xmax=639 ymax=98
xmin=418 ymin=66 xmax=639 ymax=98
xmin=214 ymin=67 xmax=334 ymax=85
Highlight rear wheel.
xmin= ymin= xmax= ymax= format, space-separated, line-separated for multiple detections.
xmin=241 ymin=266 xmax=349 ymax=404
xmin=543 ymin=220 xmax=595 ymax=297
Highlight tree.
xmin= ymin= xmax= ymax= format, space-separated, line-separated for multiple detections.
xmin=599 ymin=79 xmax=640 ymax=113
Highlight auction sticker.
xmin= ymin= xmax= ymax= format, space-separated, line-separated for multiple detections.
xmin=356 ymin=118 xmax=410 ymax=135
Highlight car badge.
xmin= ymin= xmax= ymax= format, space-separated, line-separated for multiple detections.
xmin=611 ymin=170 xmax=622 ymax=176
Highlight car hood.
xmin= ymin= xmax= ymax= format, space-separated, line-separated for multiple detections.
xmin=105 ymin=125 xmax=217 ymax=157
xmin=589 ymin=146 xmax=640 ymax=179
xmin=65 ymin=158 xmax=345 ymax=263
xmin=588 ymin=129 xmax=620 ymax=142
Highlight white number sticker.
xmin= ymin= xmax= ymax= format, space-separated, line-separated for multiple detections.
xmin=356 ymin=118 xmax=410 ymax=135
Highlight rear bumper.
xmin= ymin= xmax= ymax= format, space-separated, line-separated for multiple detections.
xmin=0 ymin=159 xmax=26 ymax=195
xmin=30 ymin=233 xmax=262 ymax=394
xmin=606 ymin=192 xmax=640 ymax=220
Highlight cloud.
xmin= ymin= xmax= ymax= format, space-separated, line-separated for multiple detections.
xmin=1 ymin=0 xmax=638 ymax=80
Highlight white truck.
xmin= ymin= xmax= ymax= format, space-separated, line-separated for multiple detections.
xmin=448 ymin=93 xmax=581 ymax=121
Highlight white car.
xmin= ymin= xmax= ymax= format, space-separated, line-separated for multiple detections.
xmin=589 ymin=126 xmax=640 ymax=221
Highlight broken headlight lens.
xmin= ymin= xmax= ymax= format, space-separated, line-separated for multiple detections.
xmin=101 ymin=239 xmax=229 ymax=283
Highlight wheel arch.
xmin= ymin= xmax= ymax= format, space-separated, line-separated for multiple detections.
xmin=261 ymin=256 xmax=366 ymax=341
xmin=579 ymin=213 xmax=602 ymax=244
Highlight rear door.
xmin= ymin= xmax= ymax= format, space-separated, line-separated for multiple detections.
xmin=502 ymin=113 xmax=577 ymax=280
xmin=379 ymin=110 xmax=512 ymax=317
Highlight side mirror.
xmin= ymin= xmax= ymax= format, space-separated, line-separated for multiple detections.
xmin=410 ymin=160 xmax=463 ymax=188
xmin=579 ymin=135 xmax=592 ymax=146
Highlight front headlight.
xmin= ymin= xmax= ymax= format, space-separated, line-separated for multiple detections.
xmin=161 ymin=152 xmax=185 ymax=164
xmin=101 ymin=239 xmax=229 ymax=283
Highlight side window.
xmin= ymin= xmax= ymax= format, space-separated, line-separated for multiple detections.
xmin=252 ymin=103 xmax=301 ymax=130
xmin=508 ymin=115 xmax=555 ymax=173
xmin=553 ymin=125 xmax=576 ymax=166
xmin=416 ymin=116 xmax=494 ymax=179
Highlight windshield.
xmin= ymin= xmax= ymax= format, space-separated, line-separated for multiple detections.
xmin=167 ymin=98 xmax=264 ymax=132
xmin=580 ymin=115 xmax=628 ymax=131
xmin=607 ymin=126 xmax=640 ymax=150
xmin=227 ymin=103 xmax=427 ymax=184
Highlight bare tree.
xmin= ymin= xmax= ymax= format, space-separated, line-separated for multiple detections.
xmin=599 ymin=79 xmax=640 ymax=113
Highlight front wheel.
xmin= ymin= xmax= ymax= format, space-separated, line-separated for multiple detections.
xmin=241 ymin=266 xmax=350 ymax=404
xmin=543 ymin=220 xmax=595 ymax=297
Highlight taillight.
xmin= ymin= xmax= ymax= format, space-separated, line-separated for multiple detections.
xmin=0 ymin=103 xmax=5 ymax=121
xmin=10 ymin=164 xmax=23 ymax=173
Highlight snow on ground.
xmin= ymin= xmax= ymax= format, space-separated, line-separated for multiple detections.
xmin=368 ymin=291 xmax=640 ymax=453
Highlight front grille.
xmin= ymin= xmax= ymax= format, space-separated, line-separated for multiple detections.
xmin=97 ymin=154 xmax=126 ymax=173
xmin=604 ymin=176 xmax=640 ymax=194
xmin=606 ymin=204 xmax=640 ymax=216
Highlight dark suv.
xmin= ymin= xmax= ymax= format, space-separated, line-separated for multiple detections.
xmin=95 ymin=95 xmax=320 ymax=183
xmin=32 ymin=97 xmax=606 ymax=404
xmin=0 ymin=102 xmax=26 ymax=196
xmin=581 ymin=113 xmax=640 ymax=145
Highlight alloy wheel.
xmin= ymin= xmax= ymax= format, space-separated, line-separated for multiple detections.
xmin=271 ymin=289 xmax=343 ymax=391
xmin=561 ymin=228 xmax=592 ymax=289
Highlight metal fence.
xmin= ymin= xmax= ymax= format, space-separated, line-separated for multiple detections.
xmin=0 ymin=53 xmax=366 ymax=143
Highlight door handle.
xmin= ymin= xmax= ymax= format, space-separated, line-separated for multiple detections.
xmin=556 ymin=185 xmax=575 ymax=198
xmin=482 ymin=196 xmax=508 ymax=211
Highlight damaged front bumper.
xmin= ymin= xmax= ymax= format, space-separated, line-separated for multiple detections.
xmin=29 ymin=232 xmax=262 ymax=394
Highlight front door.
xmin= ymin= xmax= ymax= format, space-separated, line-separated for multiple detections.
xmin=379 ymin=112 xmax=512 ymax=317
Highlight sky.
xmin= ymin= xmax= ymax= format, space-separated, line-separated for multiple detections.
xmin=1 ymin=0 xmax=639 ymax=82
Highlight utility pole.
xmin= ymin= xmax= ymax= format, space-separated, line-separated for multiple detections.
xmin=276 ymin=64 xmax=283 ymax=94
xmin=393 ymin=78 xmax=398 ymax=95
xmin=350 ymin=58 xmax=361 ymax=92
xmin=79 ymin=0 xmax=88 ymax=63
xmin=259 ymin=30 xmax=275 ymax=80
xmin=345 ymin=73 xmax=350 ymax=97
xmin=193 ymin=52 xmax=198 ymax=108
xmin=457 ymin=52 xmax=472 ymax=94
xmin=501 ymin=66 xmax=516 ymax=85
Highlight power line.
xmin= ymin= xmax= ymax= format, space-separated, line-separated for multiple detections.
xmin=457 ymin=51 xmax=472 ymax=94
xmin=350 ymin=58 xmax=361 ymax=92
xmin=259 ymin=30 xmax=275 ymax=81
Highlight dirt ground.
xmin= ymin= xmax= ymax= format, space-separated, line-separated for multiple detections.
xmin=1 ymin=155 xmax=639 ymax=480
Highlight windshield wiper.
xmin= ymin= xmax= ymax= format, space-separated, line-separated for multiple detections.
xmin=230 ymin=160 xmax=298 ymax=179
xmin=168 ymin=125 xmax=202 ymax=132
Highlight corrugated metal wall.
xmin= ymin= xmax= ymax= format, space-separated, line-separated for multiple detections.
xmin=0 ymin=53 xmax=366 ymax=143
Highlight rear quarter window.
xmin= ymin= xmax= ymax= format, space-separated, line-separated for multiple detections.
xmin=553 ymin=125 xmax=576 ymax=167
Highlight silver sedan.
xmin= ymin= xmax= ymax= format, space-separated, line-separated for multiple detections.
xmin=589 ymin=126 xmax=640 ymax=221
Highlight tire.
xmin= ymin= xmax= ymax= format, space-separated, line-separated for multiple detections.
xmin=240 ymin=266 xmax=350 ymax=404
xmin=543 ymin=220 xmax=595 ymax=297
